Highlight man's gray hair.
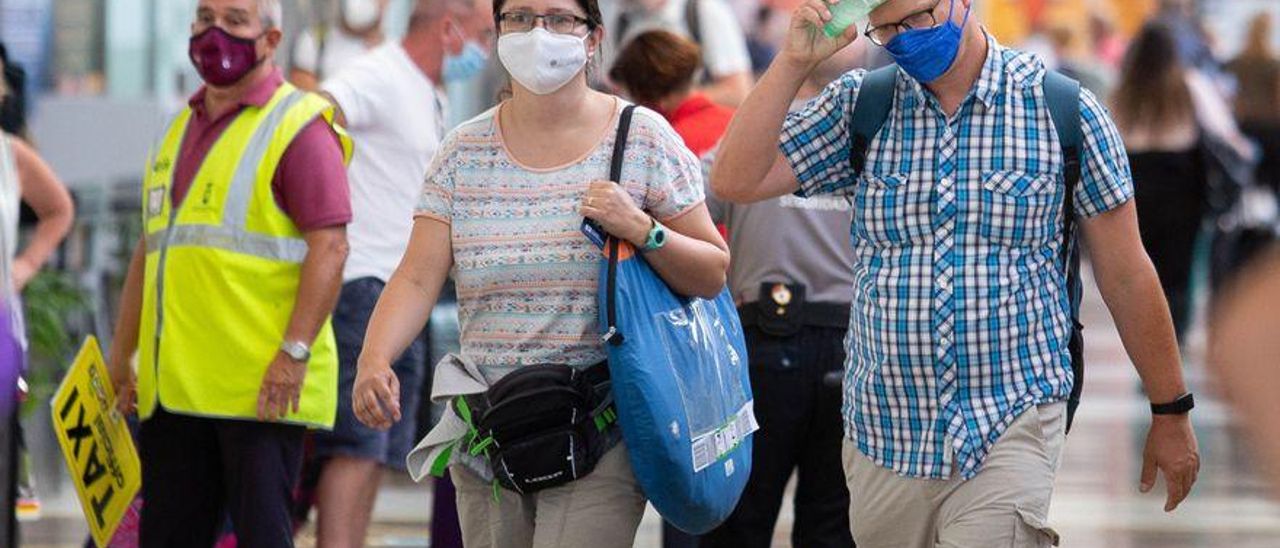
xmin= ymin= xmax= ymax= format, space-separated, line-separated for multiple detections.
xmin=259 ymin=0 xmax=284 ymax=29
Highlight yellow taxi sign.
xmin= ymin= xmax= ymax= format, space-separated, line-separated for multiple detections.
xmin=51 ymin=336 xmax=141 ymax=547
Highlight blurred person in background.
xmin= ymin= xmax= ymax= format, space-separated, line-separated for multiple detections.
xmin=1158 ymin=0 xmax=1228 ymax=86
xmin=1112 ymin=22 xmax=1254 ymax=344
xmin=609 ymin=29 xmax=733 ymax=156
xmin=698 ymin=42 xmax=863 ymax=548
xmin=746 ymin=5 xmax=780 ymax=76
xmin=1111 ymin=22 xmax=1204 ymax=344
xmin=1210 ymin=248 xmax=1280 ymax=501
xmin=290 ymin=0 xmax=391 ymax=90
xmin=1090 ymin=13 xmax=1126 ymax=73
xmin=0 ymin=48 xmax=73 ymax=387
xmin=352 ymin=0 xmax=729 ymax=545
xmin=0 ymin=44 xmax=74 ymax=524
xmin=1047 ymin=25 xmax=1112 ymax=97
xmin=1227 ymin=12 xmax=1280 ymax=195
xmin=753 ymin=0 xmax=807 ymax=73
xmin=107 ymin=0 xmax=353 ymax=545
xmin=305 ymin=0 xmax=494 ymax=546
xmin=715 ymin=0 xmax=1202 ymax=544
xmin=606 ymin=0 xmax=754 ymax=106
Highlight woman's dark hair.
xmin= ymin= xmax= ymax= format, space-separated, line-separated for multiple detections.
xmin=492 ymin=0 xmax=603 ymax=30
xmin=609 ymin=30 xmax=701 ymax=108
xmin=0 ymin=42 xmax=27 ymax=136
xmin=1111 ymin=22 xmax=1194 ymax=135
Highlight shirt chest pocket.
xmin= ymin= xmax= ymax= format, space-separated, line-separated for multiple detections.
xmin=852 ymin=173 xmax=932 ymax=247
xmin=977 ymin=170 xmax=1061 ymax=247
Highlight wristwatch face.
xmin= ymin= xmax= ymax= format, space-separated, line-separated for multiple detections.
xmin=648 ymin=224 xmax=667 ymax=250
xmin=282 ymin=342 xmax=310 ymax=362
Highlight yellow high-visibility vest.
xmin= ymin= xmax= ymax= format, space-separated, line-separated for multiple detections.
xmin=137 ymin=83 xmax=353 ymax=428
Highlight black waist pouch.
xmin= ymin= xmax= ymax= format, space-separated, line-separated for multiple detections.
xmin=461 ymin=363 xmax=615 ymax=494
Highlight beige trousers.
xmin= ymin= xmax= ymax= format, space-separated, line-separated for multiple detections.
xmin=452 ymin=444 xmax=648 ymax=548
xmin=844 ymin=402 xmax=1067 ymax=548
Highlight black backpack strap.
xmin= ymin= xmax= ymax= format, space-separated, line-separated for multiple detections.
xmin=603 ymin=105 xmax=638 ymax=346
xmin=849 ymin=65 xmax=899 ymax=179
xmin=1043 ymin=70 xmax=1085 ymax=433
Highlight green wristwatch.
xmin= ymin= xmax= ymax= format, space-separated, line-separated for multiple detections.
xmin=642 ymin=218 xmax=667 ymax=252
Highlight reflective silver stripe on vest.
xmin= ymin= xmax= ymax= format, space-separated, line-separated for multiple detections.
xmin=147 ymin=225 xmax=308 ymax=263
xmin=221 ymin=90 xmax=306 ymax=227
xmin=148 ymin=90 xmax=312 ymax=265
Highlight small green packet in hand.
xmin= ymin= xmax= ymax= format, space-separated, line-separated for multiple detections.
xmin=823 ymin=0 xmax=885 ymax=39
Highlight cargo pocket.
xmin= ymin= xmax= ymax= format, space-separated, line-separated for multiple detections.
xmin=1013 ymin=506 xmax=1060 ymax=547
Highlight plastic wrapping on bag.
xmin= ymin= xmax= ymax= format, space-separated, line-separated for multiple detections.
xmin=653 ymin=301 xmax=754 ymax=472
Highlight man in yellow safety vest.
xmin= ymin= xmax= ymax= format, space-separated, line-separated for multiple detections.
xmin=106 ymin=0 xmax=353 ymax=545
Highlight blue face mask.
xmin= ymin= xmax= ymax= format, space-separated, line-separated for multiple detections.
xmin=883 ymin=0 xmax=971 ymax=83
xmin=442 ymin=41 xmax=489 ymax=83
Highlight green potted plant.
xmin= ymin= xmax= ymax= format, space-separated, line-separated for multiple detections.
xmin=20 ymin=270 xmax=87 ymax=413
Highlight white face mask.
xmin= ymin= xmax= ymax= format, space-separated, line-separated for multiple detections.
xmin=342 ymin=0 xmax=381 ymax=31
xmin=497 ymin=28 xmax=589 ymax=95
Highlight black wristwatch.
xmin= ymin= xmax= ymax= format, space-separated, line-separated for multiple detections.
xmin=1151 ymin=393 xmax=1195 ymax=415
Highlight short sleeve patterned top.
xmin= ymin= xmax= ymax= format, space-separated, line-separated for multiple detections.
xmin=416 ymin=99 xmax=705 ymax=384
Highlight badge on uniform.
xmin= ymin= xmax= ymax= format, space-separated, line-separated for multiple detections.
xmin=147 ymin=187 xmax=165 ymax=218
xmin=770 ymin=283 xmax=792 ymax=316
xmin=753 ymin=283 xmax=807 ymax=338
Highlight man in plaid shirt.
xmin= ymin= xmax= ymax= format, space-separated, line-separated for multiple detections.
xmin=710 ymin=0 xmax=1201 ymax=546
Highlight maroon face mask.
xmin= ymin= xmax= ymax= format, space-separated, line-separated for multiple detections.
xmin=188 ymin=26 xmax=264 ymax=87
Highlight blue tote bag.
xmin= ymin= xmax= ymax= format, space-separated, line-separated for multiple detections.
xmin=590 ymin=105 xmax=756 ymax=534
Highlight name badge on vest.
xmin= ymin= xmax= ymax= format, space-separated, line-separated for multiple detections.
xmin=147 ymin=187 xmax=165 ymax=218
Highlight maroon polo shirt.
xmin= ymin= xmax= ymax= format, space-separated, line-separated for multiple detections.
xmin=171 ymin=67 xmax=351 ymax=231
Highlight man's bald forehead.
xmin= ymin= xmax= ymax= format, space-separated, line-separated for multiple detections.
xmin=414 ymin=0 xmax=482 ymax=18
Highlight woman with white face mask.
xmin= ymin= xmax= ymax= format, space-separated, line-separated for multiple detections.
xmin=351 ymin=0 xmax=730 ymax=545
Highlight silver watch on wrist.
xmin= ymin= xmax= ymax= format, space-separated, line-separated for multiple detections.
xmin=280 ymin=340 xmax=311 ymax=363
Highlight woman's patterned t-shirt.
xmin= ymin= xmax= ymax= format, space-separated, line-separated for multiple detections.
xmin=416 ymin=100 xmax=705 ymax=383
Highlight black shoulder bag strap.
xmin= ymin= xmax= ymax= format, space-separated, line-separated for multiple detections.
xmin=849 ymin=65 xmax=899 ymax=178
xmin=1043 ymin=70 xmax=1085 ymax=433
xmin=603 ymin=105 xmax=638 ymax=346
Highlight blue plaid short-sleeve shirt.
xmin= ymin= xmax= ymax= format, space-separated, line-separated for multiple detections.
xmin=780 ymin=36 xmax=1133 ymax=479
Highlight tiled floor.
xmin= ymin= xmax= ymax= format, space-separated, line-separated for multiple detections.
xmin=18 ymin=271 xmax=1280 ymax=547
